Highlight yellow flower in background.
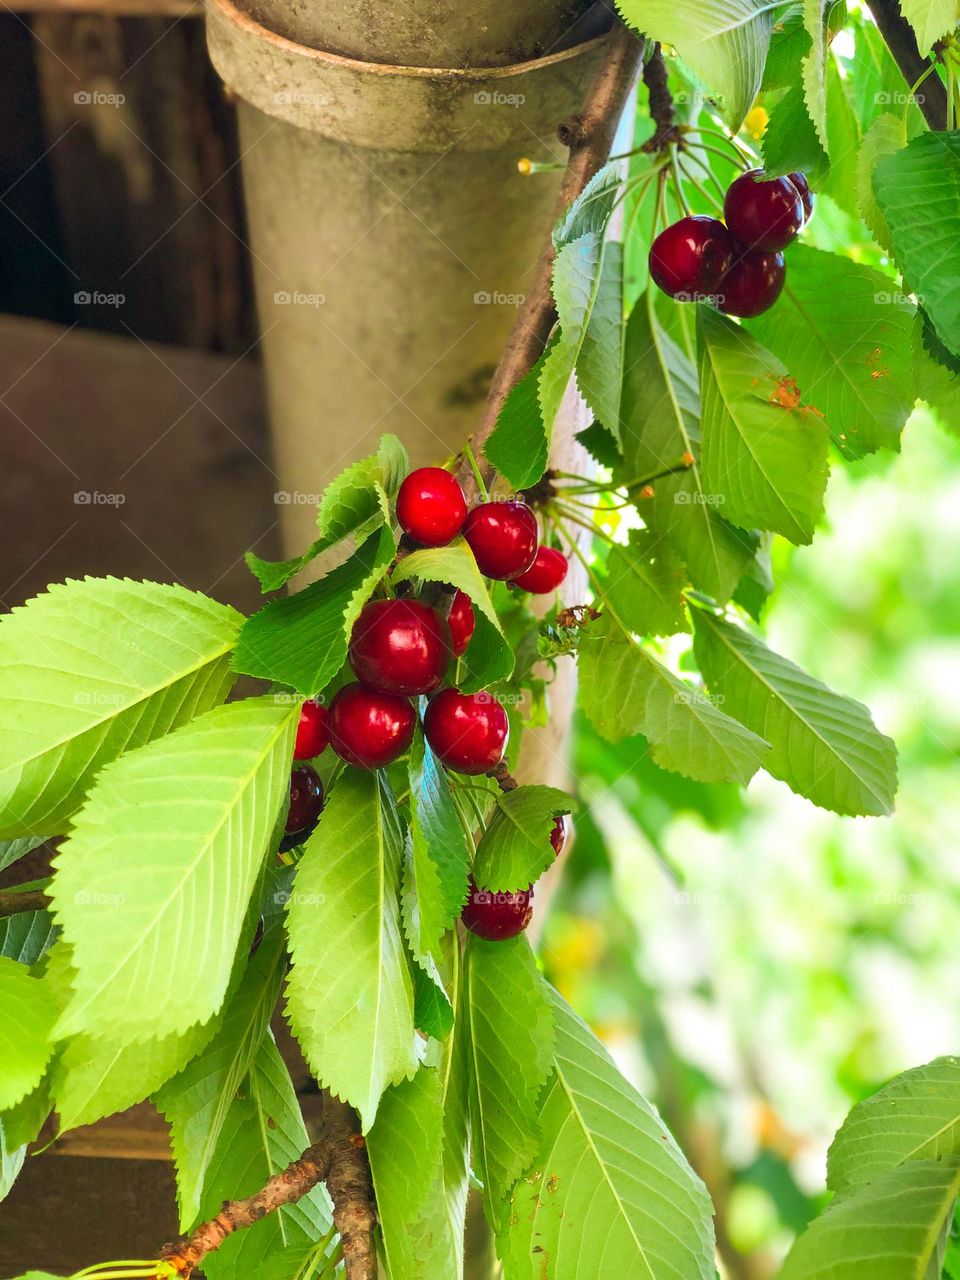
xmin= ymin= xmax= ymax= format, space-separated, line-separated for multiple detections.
xmin=744 ymin=106 xmax=769 ymax=139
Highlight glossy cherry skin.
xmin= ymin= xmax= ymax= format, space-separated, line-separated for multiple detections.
xmin=723 ymin=169 xmax=804 ymax=253
xmin=649 ymin=216 xmax=735 ymax=301
xmin=423 ymin=688 xmax=509 ymax=775
xmin=328 ymin=683 xmax=416 ymax=769
xmin=550 ymin=814 xmax=569 ymax=857
xmin=463 ymin=501 xmax=538 ymax=581
xmin=349 ymin=599 xmax=451 ymax=696
xmin=789 ymin=171 xmax=814 ymax=223
xmin=512 ymin=546 xmax=568 ymax=594
xmin=461 ymin=879 xmax=533 ymax=941
xmin=396 ymin=467 xmax=467 ymax=547
xmin=717 ymin=249 xmax=786 ymax=318
xmin=448 ymin=589 xmax=475 ymax=657
xmin=294 ymin=699 xmax=329 ymax=760
xmin=286 ymin=764 xmax=324 ymax=833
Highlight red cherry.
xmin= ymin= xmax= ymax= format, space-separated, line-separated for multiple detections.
xmin=512 ymin=546 xmax=568 ymax=594
xmin=717 ymin=249 xmax=785 ymax=318
xmin=723 ymin=169 xmax=804 ymax=253
xmin=294 ymin=699 xmax=329 ymax=760
xmin=463 ymin=501 xmax=538 ymax=580
xmin=461 ymin=879 xmax=533 ymax=941
xmin=789 ymin=171 xmax=814 ymax=223
xmin=649 ymin=216 xmax=734 ymax=301
xmin=349 ymin=599 xmax=451 ymax=696
xmin=328 ymin=683 xmax=416 ymax=769
xmin=448 ymin=589 xmax=475 ymax=657
xmin=550 ymin=815 xmax=568 ymax=857
xmin=286 ymin=764 xmax=324 ymax=833
xmin=423 ymin=688 xmax=508 ymax=775
xmin=396 ymin=467 xmax=467 ymax=547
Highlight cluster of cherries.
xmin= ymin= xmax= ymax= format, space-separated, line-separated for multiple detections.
xmin=649 ymin=168 xmax=813 ymax=318
xmin=281 ymin=465 xmax=570 ymax=940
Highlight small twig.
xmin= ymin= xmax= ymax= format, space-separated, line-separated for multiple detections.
xmin=487 ymin=760 xmax=520 ymax=792
xmin=641 ymin=44 xmax=682 ymax=153
xmin=864 ymin=0 xmax=948 ymax=130
xmin=0 ymin=889 xmax=50 ymax=918
xmin=160 ymin=1097 xmax=376 ymax=1280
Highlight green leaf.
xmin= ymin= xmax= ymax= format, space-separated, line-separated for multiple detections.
xmin=156 ymin=901 xmax=288 ymax=1226
xmin=405 ymin=730 xmax=470 ymax=960
xmin=604 ymin=529 xmax=690 ymax=638
xmin=499 ymin=983 xmax=716 ymax=1280
xmin=1 ymin=1084 xmax=49 ymax=1203
xmin=285 ymin=770 xmax=417 ymax=1130
xmin=576 ymin=420 xmax=622 ymax=469
xmin=747 ymin=244 xmax=915 ymax=457
xmin=698 ymin=306 xmax=830 ymax=544
xmin=780 ymin=1158 xmax=960 ymax=1280
xmin=761 ymin=84 xmax=828 ymax=182
xmin=827 ymin=1057 xmax=960 ymax=1200
xmin=50 ymin=696 xmax=297 ymax=1039
xmin=465 ymin=935 xmax=555 ymax=1227
xmin=233 ymin=528 xmax=394 ymax=694
xmin=618 ymin=0 xmax=773 ymax=130
xmin=473 ymin=785 xmax=575 ymax=893
xmin=899 ymin=0 xmax=960 ymax=49
xmin=0 ymin=578 xmax=240 ymax=838
xmin=194 ymin=1035 xmax=333 ymax=1280
xmin=553 ymin=163 xmax=622 ymax=248
xmin=692 ymin=609 xmax=898 ymax=815
xmin=874 ymin=132 xmax=960 ymax=360
xmin=619 ymin=294 xmax=755 ymax=604
xmin=0 ymin=836 xmax=50 ymax=877
xmin=411 ymin=955 xmax=455 ymax=1040
xmin=857 ymin=113 xmax=908 ymax=255
xmin=483 ymin=339 xmax=557 ymax=490
xmin=821 ymin=57 xmax=862 ymax=220
xmin=577 ymin=242 xmax=624 ymax=444
xmin=762 ymin=5 xmax=811 ymax=90
xmin=540 ymin=235 xmax=606 ymax=434
xmin=801 ymin=0 xmax=829 ymax=148
xmin=392 ymin=540 xmax=513 ymax=691
xmin=0 ymin=956 xmax=57 ymax=1110
xmin=245 ymin=540 xmax=333 ymax=595
xmin=0 ymin=911 xmax=57 ymax=965
xmin=579 ymin=613 xmax=769 ymax=785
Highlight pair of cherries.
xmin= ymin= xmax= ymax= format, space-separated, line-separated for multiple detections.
xmin=649 ymin=168 xmax=813 ymax=318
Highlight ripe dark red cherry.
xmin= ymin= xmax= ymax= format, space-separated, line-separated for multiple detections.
xmin=717 ymin=249 xmax=786 ymax=318
xmin=349 ymin=599 xmax=451 ymax=696
xmin=396 ymin=467 xmax=467 ymax=547
xmin=448 ymin=589 xmax=475 ymax=657
xmin=286 ymin=764 xmax=324 ymax=833
xmin=461 ymin=879 xmax=533 ymax=941
xmin=423 ymin=688 xmax=509 ymax=775
xmin=550 ymin=815 xmax=568 ymax=857
xmin=328 ymin=683 xmax=416 ymax=769
xmin=723 ymin=169 xmax=804 ymax=253
xmin=789 ymin=171 xmax=814 ymax=223
xmin=294 ymin=699 xmax=329 ymax=760
xmin=649 ymin=216 xmax=735 ymax=300
xmin=512 ymin=546 xmax=568 ymax=595
xmin=463 ymin=501 xmax=538 ymax=580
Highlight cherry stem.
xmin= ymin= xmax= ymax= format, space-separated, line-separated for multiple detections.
xmin=462 ymin=443 xmax=490 ymax=501
xmin=678 ymin=155 xmax=724 ymax=214
xmin=550 ymin=518 xmax=632 ymax=637
xmin=686 ymin=124 xmax=754 ymax=164
xmin=451 ymin=788 xmax=479 ymax=851
xmin=680 ymin=148 xmax=729 ymax=204
xmin=668 ymin=144 xmax=693 ymax=217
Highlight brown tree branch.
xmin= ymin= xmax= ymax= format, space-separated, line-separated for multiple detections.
xmin=641 ymin=44 xmax=682 ymax=153
xmin=0 ymin=889 xmax=50 ymax=917
xmin=458 ymin=20 xmax=645 ymax=501
xmin=487 ymin=760 xmax=520 ymax=792
xmin=160 ymin=1097 xmax=376 ymax=1280
xmin=864 ymin=0 xmax=947 ymax=130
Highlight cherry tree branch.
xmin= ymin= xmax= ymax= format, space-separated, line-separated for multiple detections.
xmin=864 ymin=0 xmax=947 ymax=130
xmin=640 ymin=43 xmax=682 ymax=153
xmin=458 ymin=20 xmax=645 ymax=501
xmin=0 ymin=888 xmax=50 ymax=917
xmin=160 ymin=1097 xmax=376 ymax=1280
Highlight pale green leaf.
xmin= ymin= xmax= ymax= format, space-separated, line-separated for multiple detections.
xmin=483 ymin=339 xmax=556 ymax=491
xmin=553 ymin=163 xmax=622 ymax=249
xmin=405 ymin=730 xmax=470 ymax=960
xmin=466 ymin=935 xmax=555 ymax=1229
xmin=540 ymin=234 xmax=605 ymax=433
xmin=761 ymin=83 xmax=828 ymax=182
xmin=857 ymin=114 xmax=908 ymax=255
xmin=579 ymin=613 xmax=769 ymax=785
xmin=899 ymin=0 xmax=960 ymax=49
xmin=698 ymin=306 xmax=830 ymax=545
xmin=50 ymin=696 xmax=297 ymax=1040
xmin=473 ymin=785 xmax=575 ymax=893
xmin=801 ymin=0 xmax=829 ymax=147
xmin=577 ymin=242 xmax=624 ymax=444
xmin=747 ymin=244 xmax=915 ymax=458
xmin=603 ymin=529 xmax=689 ymax=638
xmin=499 ymin=984 xmax=716 ymax=1280
xmin=692 ymin=609 xmax=898 ymax=815
xmin=285 ymin=771 xmax=417 ymax=1130
xmin=0 ymin=578 xmax=240 ymax=838
xmin=1 ymin=1080 xmax=51 ymax=1201
xmin=0 ymin=956 xmax=57 ymax=1110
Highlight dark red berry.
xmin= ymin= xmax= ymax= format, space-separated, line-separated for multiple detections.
xmin=349 ymin=599 xmax=451 ymax=696
xmin=448 ymin=589 xmax=475 ymax=657
xmin=286 ymin=764 xmax=324 ymax=833
xmin=723 ymin=169 xmax=804 ymax=253
xmin=396 ymin=467 xmax=467 ymax=547
xmin=789 ymin=171 xmax=814 ymax=223
xmin=294 ymin=699 xmax=329 ymax=760
xmin=328 ymin=683 xmax=416 ymax=769
xmin=512 ymin=546 xmax=568 ymax=594
xmin=717 ymin=249 xmax=785 ymax=318
xmin=463 ymin=501 xmax=538 ymax=580
xmin=550 ymin=815 xmax=569 ymax=857
xmin=423 ymin=688 xmax=508 ymax=775
xmin=649 ymin=216 xmax=734 ymax=301
xmin=461 ymin=879 xmax=533 ymax=941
